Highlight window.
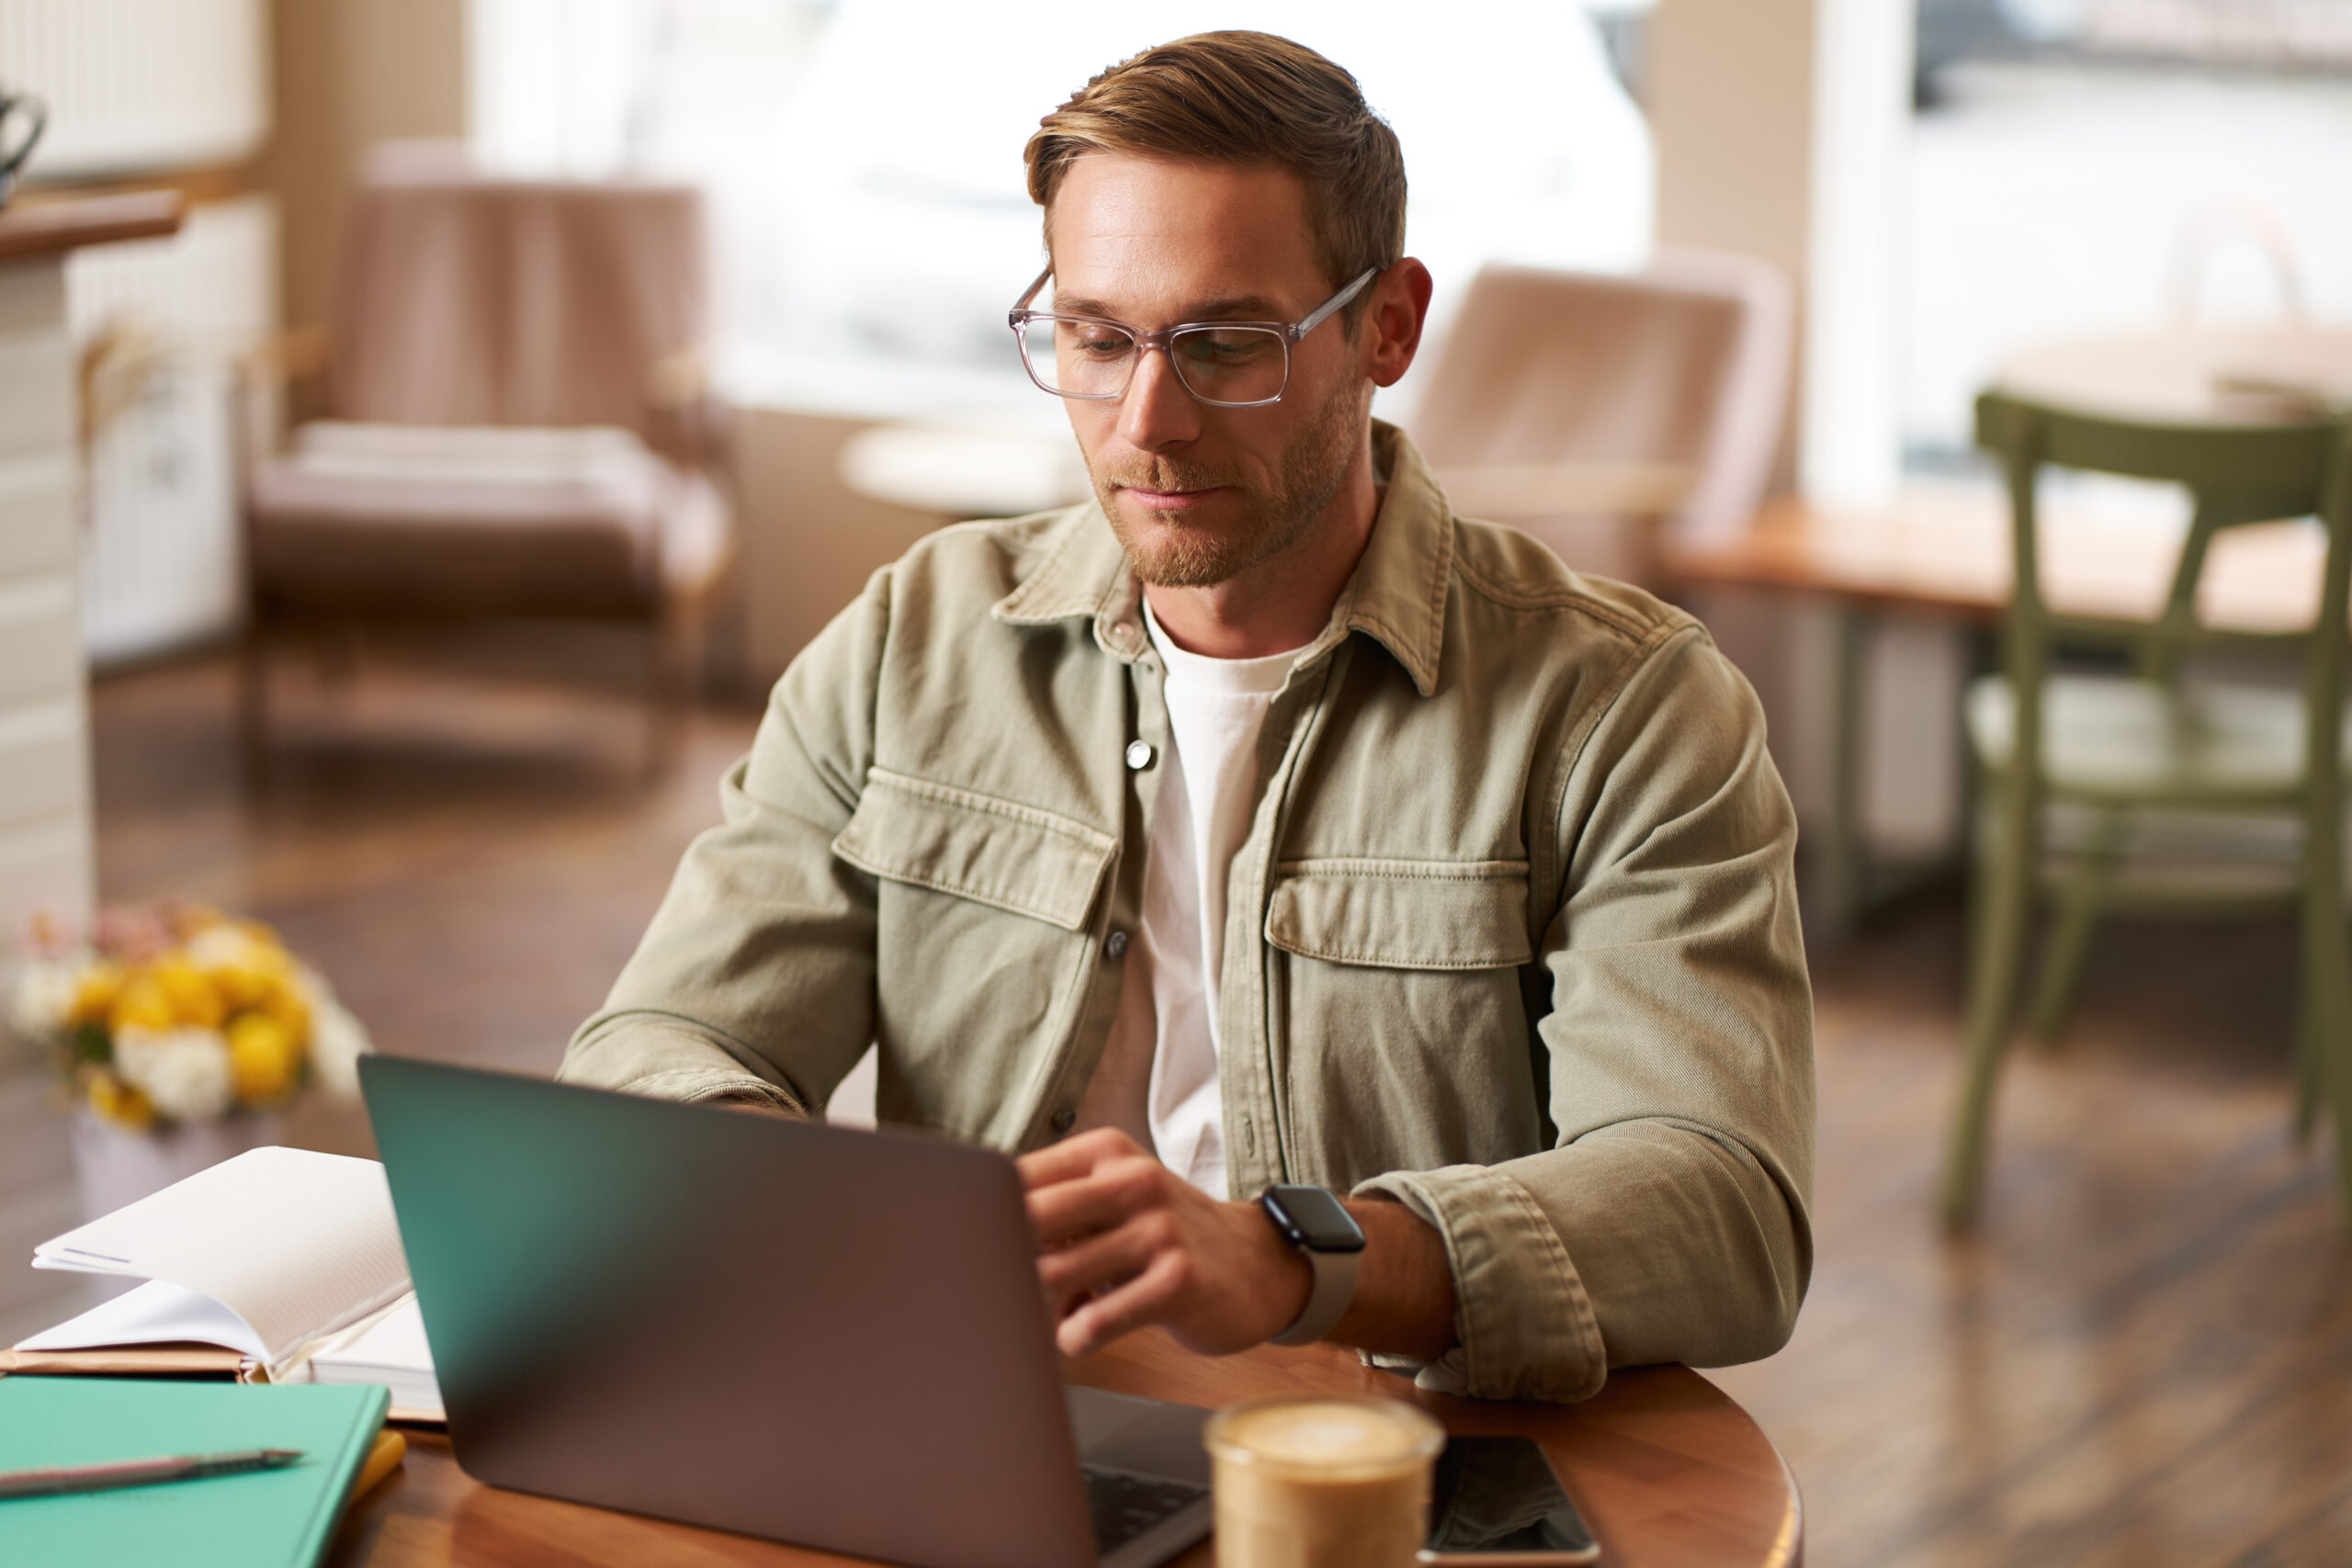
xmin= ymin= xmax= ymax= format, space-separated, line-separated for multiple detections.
xmin=469 ymin=0 xmax=1656 ymax=415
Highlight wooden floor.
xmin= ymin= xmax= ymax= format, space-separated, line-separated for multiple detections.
xmin=8 ymin=648 xmax=2350 ymax=1566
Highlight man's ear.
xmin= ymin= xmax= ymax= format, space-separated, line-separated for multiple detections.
xmin=1365 ymin=259 xmax=1434 ymax=390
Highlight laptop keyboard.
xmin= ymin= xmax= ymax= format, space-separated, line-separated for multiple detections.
xmin=1083 ymin=1465 xmax=1209 ymax=1554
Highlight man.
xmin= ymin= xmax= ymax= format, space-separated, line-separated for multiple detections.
xmin=562 ymin=30 xmax=1814 ymax=1404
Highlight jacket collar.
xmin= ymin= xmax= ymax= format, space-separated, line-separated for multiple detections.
xmin=991 ymin=420 xmax=1452 ymax=697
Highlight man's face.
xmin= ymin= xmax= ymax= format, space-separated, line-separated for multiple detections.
xmin=1045 ymin=156 xmax=1372 ymax=589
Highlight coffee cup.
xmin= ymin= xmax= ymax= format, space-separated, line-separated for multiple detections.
xmin=1204 ymin=1393 xmax=1446 ymax=1568
xmin=0 ymin=86 xmax=47 ymax=210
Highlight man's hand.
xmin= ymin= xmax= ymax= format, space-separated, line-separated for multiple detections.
xmin=1020 ymin=1128 xmax=1311 ymax=1359
xmin=1020 ymin=1128 xmax=1460 ymax=1363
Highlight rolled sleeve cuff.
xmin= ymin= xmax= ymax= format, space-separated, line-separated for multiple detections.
xmin=560 ymin=1015 xmax=809 ymax=1116
xmin=1353 ymin=1163 xmax=1607 ymax=1404
xmin=629 ymin=1067 xmax=803 ymax=1112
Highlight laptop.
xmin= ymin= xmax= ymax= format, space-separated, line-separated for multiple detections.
xmin=359 ymin=1055 xmax=1214 ymax=1568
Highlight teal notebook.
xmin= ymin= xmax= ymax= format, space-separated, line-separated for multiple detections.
xmin=0 ymin=1376 xmax=390 ymax=1568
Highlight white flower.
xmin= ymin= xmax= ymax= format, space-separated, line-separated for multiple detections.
xmin=184 ymin=924 xmax=278 ymax=973
xmin=115 ymin=1025 xmax=237 ymax=1123
xmin=8 ymin=959 xmax=83 ymax=1041
xmin=297 ymin=970 xmax=371 ymax=1100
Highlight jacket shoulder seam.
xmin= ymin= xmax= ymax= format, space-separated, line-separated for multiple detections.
xmin=1450 ymin=547 xmax=1684 ymax=647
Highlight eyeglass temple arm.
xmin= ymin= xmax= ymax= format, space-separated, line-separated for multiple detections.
xmin=1011 ymin=265 xmax=1053 ymax=320
xmin=1288 ymin=267 xmax=1381 ymax=341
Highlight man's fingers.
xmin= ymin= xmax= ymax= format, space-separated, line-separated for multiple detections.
xmin=1036 ymin=1209 xmax=1169 ymax=1305
xmin=1024 ymin=1153 xmax=1164 ymax=1247
xmin=1015 ymin=1125 xmax=1140 ymax=1190
xmin=1027 ymin=1179 xmax=1131 ymax=1251
xmin=1056 ymin=1249 xmax=1187 ymax=1359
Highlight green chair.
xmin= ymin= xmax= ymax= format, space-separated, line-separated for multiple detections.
xmin=1941 ymin=390 xmax=2352 ymax=1229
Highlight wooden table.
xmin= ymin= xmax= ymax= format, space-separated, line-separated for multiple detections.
xmin=1674 ymin=488 xmax=2327 ymax=632
xmin=324 ymin=1330 xmax=1800 ymax=1568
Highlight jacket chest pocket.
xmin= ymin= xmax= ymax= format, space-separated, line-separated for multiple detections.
xmin=831 ymin=767 xmax=1117 ymax=1141
xmin=1263 ymin=859 xmax=1543 ymax=1181
xmin=833 ymin=767 xmax=1115 ymax=931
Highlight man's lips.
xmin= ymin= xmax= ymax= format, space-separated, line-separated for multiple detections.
xmin=1119 ymin=484 xmax=1227 ymax=512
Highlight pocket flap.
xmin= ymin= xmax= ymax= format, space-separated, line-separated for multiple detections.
xmin=832 ymin=768 xmax=1117 ymax=931
xmin=1265 ymin=859 xmax=1534 ymax=970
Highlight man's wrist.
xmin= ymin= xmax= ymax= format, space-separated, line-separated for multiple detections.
xmin=1258 ymin=1185 xmax=1367 ymax=1347
xmin=1325 ymin=1197 xmax=1457 ymax=1361
xmin=1247 ymin=1199 xmax=1316 ymax=1341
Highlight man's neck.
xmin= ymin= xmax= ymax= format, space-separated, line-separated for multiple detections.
xmin=1141 ymin=449 xmax=1384 ymax=661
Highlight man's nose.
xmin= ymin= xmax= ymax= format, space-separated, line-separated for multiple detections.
xmin=1116 ymin=344 xmax=1201 ymax=452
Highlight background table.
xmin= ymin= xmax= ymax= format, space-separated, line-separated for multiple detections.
xmin=325 ymin=1329 xmax=1800 ymax=1568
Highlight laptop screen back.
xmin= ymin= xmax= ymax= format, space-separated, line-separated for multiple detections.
xmin=361 ymin=1056 xmax=1097 ymax=1568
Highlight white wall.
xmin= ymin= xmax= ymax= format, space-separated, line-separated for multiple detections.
xmin=1653 ymin=0 xmax=1964 ymax=887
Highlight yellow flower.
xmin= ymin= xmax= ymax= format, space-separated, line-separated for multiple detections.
xmin=187 ymin=925 xmax=296 ymax=1010
xmin=226 ymin=1011 xmax=304 ymax=1105
xmin=255 ymin=977 xmax=311 ymax=1045
xmin=87 ymin=1069 xmax=155 ymax=1130
xmin=107 ymin=972 xmax=175 ymax=1034
xmin=67 ymin=961 xmax=125 ymax=1027
xmin=232 ymin=919 xmax=292 ymax=962
xmin=149 ymin=955 xmax=226 ymax=1030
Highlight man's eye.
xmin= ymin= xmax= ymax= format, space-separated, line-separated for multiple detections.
xmin=1065 ymin=327 xmax=1133 ymax=356
xmin=1177 ymin=331 xmax=1276 ymax=366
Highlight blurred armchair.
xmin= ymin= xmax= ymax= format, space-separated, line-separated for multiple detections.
xmin=1407 ymin=251 xmax=1793 ymax=586
xmin=236 ymin=147 xmax=731 ymax=776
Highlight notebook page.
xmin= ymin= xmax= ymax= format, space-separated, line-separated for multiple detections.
xmin=312 ymin=1292 xmax=432 ymax=1376
xmin=15 ymin=1279 xmax=269 ymax=1359
xmin=304 ymin=1293 xmax=443 ymax=1418
xmin=29 ymin=1145 xmax=411 ymax=1374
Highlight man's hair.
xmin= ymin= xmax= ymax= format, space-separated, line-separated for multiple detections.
xmin=1024 ymin=31 xmax=1407 ymax=302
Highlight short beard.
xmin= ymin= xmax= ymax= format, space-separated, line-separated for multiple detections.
xmin=1093 ymin=378 xmax=1367 ymax=590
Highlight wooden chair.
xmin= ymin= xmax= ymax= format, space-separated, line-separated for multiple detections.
xmin=235 ymin=148 xmax=731 ymax=780
xmin=1942 ymin=390 xmax=2352 ymax=1228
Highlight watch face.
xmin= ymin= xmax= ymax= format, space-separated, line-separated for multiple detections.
xmin=1262 ymin=1185 xmax=1367 ymax=1253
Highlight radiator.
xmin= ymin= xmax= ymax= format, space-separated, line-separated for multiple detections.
xmin=69 ymin=196 xmax=278 ymax=666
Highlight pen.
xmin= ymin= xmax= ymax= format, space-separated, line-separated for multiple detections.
xmin=0 ymin=1448 xmax=305 ymax=1500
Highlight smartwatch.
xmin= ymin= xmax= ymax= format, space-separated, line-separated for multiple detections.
xmin=1260 ymin=1184 xmax=1367 ymax=1347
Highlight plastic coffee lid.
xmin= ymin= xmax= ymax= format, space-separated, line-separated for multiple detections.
xmin=1204 ymin=1395 xmax=1446 ymax=1478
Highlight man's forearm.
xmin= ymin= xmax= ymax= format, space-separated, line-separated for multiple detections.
xmin=1329 ymin=1196 xmax=1456 ymax=1361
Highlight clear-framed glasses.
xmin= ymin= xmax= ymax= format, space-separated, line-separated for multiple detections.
xmin=1007 ymin=265 xmax=1380 ymax=408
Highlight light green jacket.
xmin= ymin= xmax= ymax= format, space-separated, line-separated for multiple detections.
xmin=561 ymin=423 xmax=1815 ymax=1404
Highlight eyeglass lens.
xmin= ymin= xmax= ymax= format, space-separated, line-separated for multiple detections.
xmin=1019 ymin=318 xmax=1290 ymax=405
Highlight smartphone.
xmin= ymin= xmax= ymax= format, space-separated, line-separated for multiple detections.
xmin=1419 ymin=1434 xmax=1600 ymax=1565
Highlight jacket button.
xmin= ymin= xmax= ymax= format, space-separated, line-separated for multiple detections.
xmin=1104 ymin=930 xmax=1130 ymax=960
xmin=1051 ymin=1107 xmax=1076 ymax=1134
xmin=1125 ymin=739 xmax=1155 ymax=770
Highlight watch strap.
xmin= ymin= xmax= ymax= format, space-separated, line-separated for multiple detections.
xmin=1269 ymin=1244 xmax=1361 ymax=1347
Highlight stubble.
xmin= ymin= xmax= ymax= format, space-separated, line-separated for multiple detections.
xmin=1093 ymin=377 xmax=1367 ymax=589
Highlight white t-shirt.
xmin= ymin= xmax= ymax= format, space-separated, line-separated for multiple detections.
xmin=1072 ymin=603 xmax=1301 ymax=1199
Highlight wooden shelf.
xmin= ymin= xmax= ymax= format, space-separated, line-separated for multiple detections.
xmin=0 ymin=190 xmax=184 ymax=263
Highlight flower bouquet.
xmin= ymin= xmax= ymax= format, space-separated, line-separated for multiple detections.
xmin=9 ymin=902 xmax=372 ymax=1215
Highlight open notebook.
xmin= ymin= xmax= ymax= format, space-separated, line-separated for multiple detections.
xmin=8 ymin=1146 xmax=444 ymax=1419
